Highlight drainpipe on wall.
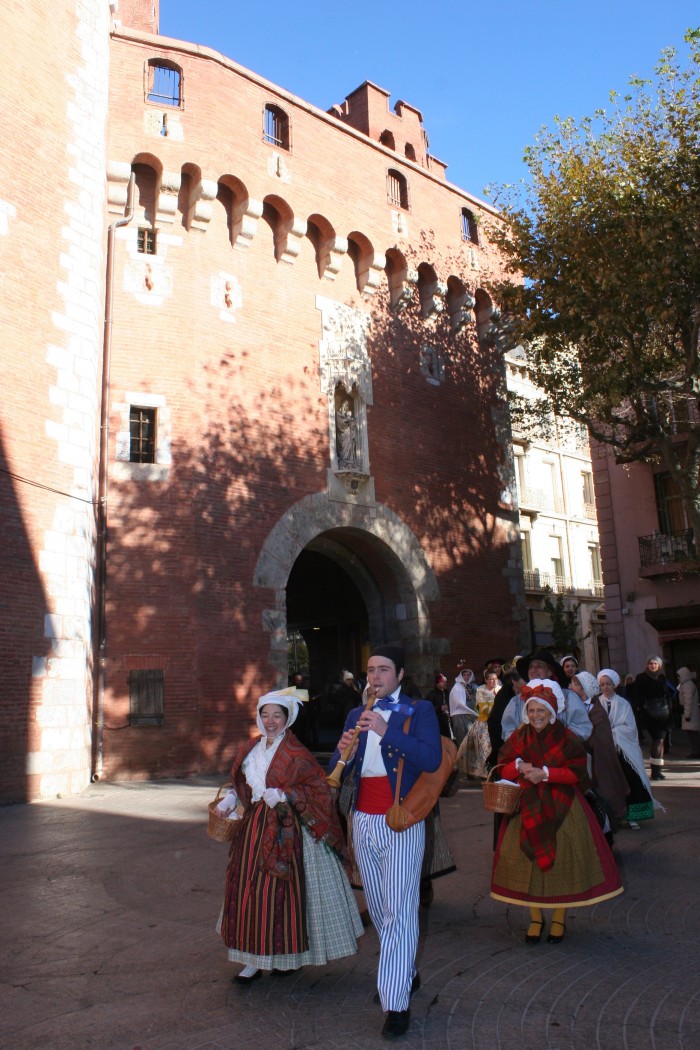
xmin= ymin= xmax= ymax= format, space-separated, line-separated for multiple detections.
xmin=92 ymin=174 xmax=134 ymax=783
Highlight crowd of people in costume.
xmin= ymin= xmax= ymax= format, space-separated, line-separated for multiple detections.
xmin=212 ymin=645 xmax=697 ymax=1040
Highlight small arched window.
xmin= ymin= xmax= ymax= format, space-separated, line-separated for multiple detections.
xmin=146 ymin=60 xmax=183 ymax=108
xmin=405 ymin=143 xmax=417 ymax=162
xmin=379 ymin=129 xmax=396 ymax=149
xmin=264 ymin=104 xmax=290 ymax=150
xmin=387 ymin=168 xmax=409 ymax=210
xmin=461 ymin=207 xmax=479 ymax=245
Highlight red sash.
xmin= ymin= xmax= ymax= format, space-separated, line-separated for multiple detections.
xmin=356 ymin=775 xmax=393 ymax=814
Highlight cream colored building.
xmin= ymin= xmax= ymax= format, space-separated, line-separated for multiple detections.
xmin=505 ymin=347 xmax=608 ymax=671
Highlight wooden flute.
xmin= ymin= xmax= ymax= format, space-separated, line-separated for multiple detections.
xmin=326 ymin=687 xmax=377 ymax=789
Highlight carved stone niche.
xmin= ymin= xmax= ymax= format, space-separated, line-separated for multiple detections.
xmin=316 ymin=294 xmax=376 ymax=507
xmin=330 ymin=383 xmax=373 ymax=505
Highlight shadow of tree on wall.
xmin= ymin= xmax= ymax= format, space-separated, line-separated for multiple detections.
xmin=363 ymin=230 xmax=515 ymax=569
xmin=101 ymin=230 xmax=520 ymax=781
xmin=0 ymin=434 xmax=52 ymax=804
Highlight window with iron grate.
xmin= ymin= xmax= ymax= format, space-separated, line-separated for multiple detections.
xmin=137 ymin=227 xmax=157 ymax=255
xmin=264 ymin=104 xmax=290 ymax=149
xmin=461 ymin=207 xmax=479 ymax=244
xmin=129 ymin=406 xmax=157 ymax=463
xmin=147 ymin=60 xmax=182 ymax=107
xmin=387 ymin=169 xmax=409 ymax=210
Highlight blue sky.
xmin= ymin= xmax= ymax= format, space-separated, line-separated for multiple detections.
xmin=159 ymin=1 xmax=698 ymax=204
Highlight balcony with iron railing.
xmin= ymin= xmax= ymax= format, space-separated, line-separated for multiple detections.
xmin=638 ymin=529 xmax=698 ymax=576
xmin=523 ymin=569 xmax=604 ymax=597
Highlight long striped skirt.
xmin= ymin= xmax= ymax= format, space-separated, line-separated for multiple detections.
xmin=220 ymin=802 xmax=363 ymax=970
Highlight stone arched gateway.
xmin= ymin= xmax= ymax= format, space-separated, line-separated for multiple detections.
xmin=253 ymin=493 xmax=448 ymax=687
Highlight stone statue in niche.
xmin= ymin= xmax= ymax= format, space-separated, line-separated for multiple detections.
xmin=335 ymin=396 xmax=358 ymax=468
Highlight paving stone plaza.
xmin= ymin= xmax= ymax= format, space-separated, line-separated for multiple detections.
xmin=2 ymin=759 xmax=699 ymax=1050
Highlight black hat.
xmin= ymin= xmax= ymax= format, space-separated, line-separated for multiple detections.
xmin=517 ymin=650 xmax=567 ymax=688
xmin=370 ymin=644 xmax=405 ymax=673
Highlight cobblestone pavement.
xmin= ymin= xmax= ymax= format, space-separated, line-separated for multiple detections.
xmin=2 ymin=754 xmax=699 ymax=1050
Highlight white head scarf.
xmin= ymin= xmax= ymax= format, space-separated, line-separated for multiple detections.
xmin=574 ymin=671 xmax=601 ymax=700
xmin=521 ymin=678 xmax=565 ymax=724
xmin=256 ymin=687 xmax=308 ymax=735
xmin=597 ymin=668 xmax=620 ymax=689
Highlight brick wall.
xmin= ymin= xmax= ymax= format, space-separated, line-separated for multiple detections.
xmin=0 ymin=0 xmax=109 ymax=802
xmin=98 ymin=29 xmax=524 ymax=779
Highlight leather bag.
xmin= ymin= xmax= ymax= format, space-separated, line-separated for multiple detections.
xmin=385 ymin=729 xmax=457 ymax=833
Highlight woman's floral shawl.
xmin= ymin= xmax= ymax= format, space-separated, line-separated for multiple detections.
xmin=230 ymin=731 xmax=349 ymax=879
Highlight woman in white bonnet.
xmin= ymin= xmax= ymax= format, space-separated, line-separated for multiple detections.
xmin=569 ymin=670 xmax=630 ymax=830
xmin=597 ymin=669 xmax=660 ymax=827
xmin=217 ymin=687 xmax=363 ymax=984
xmin=490 ymin=679 xmax=622 ymax=946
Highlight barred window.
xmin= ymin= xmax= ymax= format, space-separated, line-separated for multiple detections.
xmin=147 ymin=61 xmax=182 ymax=107
xmin=129 ymin=669 xmax=164 ymax=726
xmin=461 ymin=207 xmax=479 ymax=244
xmin=137 ymin=227 xmax=157 ymax=255
xmin=264 ymin=104 xmax=290 ymax=149
xmin=129 ymin=406 xmax=156 ymax=464
xmin=387 ymin=168 xmax=409 ymax=210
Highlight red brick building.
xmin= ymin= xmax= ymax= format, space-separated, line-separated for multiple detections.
xmin=0 ymin=0 xmax=526 ymax=801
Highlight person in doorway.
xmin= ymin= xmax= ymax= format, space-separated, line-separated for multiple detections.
xmin=218 ymin=688 xmax=363 ymax=984
xmin=329 ymin=645 xmax=441 ymax=1040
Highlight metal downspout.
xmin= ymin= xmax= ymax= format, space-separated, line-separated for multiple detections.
xmin=92 ymin=175 xmax=134 ymax=782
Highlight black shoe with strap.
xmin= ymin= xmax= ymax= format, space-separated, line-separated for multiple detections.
xmin=547 ymin=920 xmax=566 ymax=944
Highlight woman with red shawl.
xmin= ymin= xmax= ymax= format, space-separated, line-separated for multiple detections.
xmin=490 ymin=680 xmax=623 ymax=944
xmin=218 ymin=688 xmax=363 ymax=983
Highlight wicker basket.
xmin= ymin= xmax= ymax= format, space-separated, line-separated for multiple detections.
xmin=482 ymin=765 xmax=521 ymax=815
xmin=207 ymin=784 xmax=244 ymax=842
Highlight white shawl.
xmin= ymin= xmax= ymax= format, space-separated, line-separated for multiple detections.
xmin=604 ymin=693 xmax=663 ymax=810
xmin=242 ymin=734 xmax=285 ymax=801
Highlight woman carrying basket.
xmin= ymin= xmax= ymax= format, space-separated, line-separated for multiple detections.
xmin=490 ymin=680 xmax=623 ymax=945
xmin=217 ymin=687 xmax=363 ymax=984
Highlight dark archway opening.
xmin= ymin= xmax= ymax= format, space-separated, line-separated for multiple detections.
xmin=286 ymin=549 xmax=369 ymax=749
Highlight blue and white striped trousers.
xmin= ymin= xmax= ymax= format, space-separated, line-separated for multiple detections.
xmin=352 ymin=811 xmax=425 ymax=1012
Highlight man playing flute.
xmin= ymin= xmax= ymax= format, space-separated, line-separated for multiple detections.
xmin=329 ymin=645 xmax=441 ymax=1039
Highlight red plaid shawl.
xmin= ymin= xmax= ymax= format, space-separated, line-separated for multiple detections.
xmin=231 ymin=731 xmax=350 ymax=879
xmin=499 ymin=720 xmax=590 ymax=873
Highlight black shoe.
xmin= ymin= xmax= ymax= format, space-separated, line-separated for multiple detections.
xmin=652 ymin=772 xmax=666 ymax=781
xmin=547 ymin=920 xmax=566 ymax=944
xmin=374 ymin=972 xmax=420 ymax=1005
xmin=233 ymin=969 xmax=262 ymax=985
xmin=382 ymin=1010 xmax=410 ymax=1039
xmin=525 ymin=919 xmax=543 ymax=944
xmin=272 ymin=968 xmax=295 ymax=976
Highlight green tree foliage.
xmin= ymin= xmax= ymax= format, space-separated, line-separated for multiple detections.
xmin=541 ymin=588 xmax=581 ymax=657
xmin=487 ymin=30 xmax=700 ymax=535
